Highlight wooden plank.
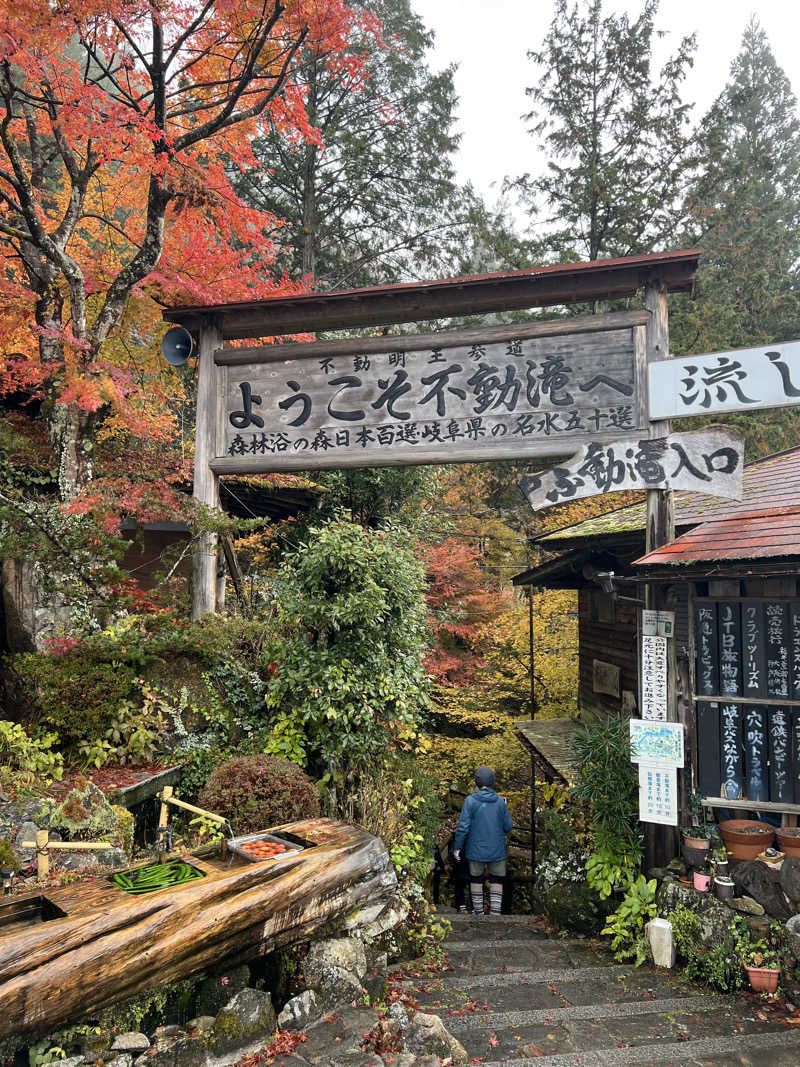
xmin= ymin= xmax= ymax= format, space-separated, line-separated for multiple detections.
xmin=192 ymin=318 xmax=223 ymax=619
xmin=701 ymin=796 xmax=800 ymax=814
xmin=163 ymin=254 xmax=700 ymax=340
xmin=215 ymin=311 xmax=651 ymax=365
xmin=519 ymin=428 xmax=743 ymax=510
xmin=696 ymin=694 xmax=800 ymax=708
xmin=216 ymin=324 xmax=648 ymax=472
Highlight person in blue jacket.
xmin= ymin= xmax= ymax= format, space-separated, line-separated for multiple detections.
xmin=453 ymin=766 xmax=513 ymax=916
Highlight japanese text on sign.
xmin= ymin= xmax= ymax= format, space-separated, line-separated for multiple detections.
xmin=214 ymin=322 xmax=647 ymax=472
xmin=519 ymin=429 xmax=742 ymax=510
xmin=638 ymin=763 xmax=678 ymax=826
xmin=649 ymin=339 xmax=800 ymax=419
xmin=641 ymin=634 xmax=668 ymax=720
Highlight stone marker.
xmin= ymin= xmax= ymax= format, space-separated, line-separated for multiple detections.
xmin=646 ymin=917 xmax=676 ymax=968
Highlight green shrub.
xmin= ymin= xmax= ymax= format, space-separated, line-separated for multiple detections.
xmin=571 ymin=713 xmax=640 ymax=856
xmin=12 ymin=652 xmax=137 ymax=750
xmin=196 ymin=755 xmax=320 ymax=836
xmin=685 ymin=943 xmax=745 ymax=992
xmin=601 ymin=875 xmax=657 ymax=965
xmin=0 ymin=719 xmax=63 ymax=796
xmin=0 ymin=839 xmax=19 ymax=873
xmin=670 ymin=904 xmax=702 ymax=960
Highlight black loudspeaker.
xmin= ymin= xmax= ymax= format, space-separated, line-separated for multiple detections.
xmin=160 ymin=326 xmax=196 ymax=366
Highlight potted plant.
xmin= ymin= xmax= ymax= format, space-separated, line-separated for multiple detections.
xmin=693 ymin=866 xmax=711 ymax=892
xmin=743 ymin=941 xmax=781 ymax=994
xmin=682 ymin=792 xmax=712 ymax=867
xmin=719 ymin=819 xmax=775 ymax=860
xmin=712 ymin=844 xmax=729 ymax=877
xmin=776 ymin=826 xmax=800 ymax=858
xmin=713 ymin=874 xmax=735 ymax=900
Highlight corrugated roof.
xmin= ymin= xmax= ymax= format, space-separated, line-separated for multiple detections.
xmin=635 ymin=506 xmax=800 ymax=565
xmin=538 ymin=446 xmax=800 ymax=545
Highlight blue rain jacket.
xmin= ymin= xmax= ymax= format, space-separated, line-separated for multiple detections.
xmin=454 ymin=787 xmax=513 ymax=862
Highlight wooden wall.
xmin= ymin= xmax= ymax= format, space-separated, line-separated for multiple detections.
xmin=578 ymin=588 xmax=639 ymax=715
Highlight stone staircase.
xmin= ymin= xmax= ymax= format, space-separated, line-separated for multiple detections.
xmin=396 ymin=912 xmax=800 ymax=1066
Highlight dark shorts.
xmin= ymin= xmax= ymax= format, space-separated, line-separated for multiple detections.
xmin=468 ymin=859 xmax=506 ymax=877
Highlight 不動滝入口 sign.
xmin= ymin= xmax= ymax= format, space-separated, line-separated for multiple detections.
xmin=518 ymin=428 xmax=742 ymax=510
xmin=210 ymin=314 xmax=649 ymax=473
xmin=649 ymin=338 xmax=800 ymax=420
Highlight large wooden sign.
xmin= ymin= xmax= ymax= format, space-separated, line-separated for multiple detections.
xmin=518 ymin=428 xmax=743 ymax=510
xmin=649 ymin=338 xmax=800 ymax=419
xmin=209 ymin=312 xmax=649 ymax=473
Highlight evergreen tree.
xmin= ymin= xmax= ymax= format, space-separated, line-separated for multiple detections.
xmin=671 ymin=20 xmax=800 ymax=459
xmin=239 ymin=0 xmax=469 ymax=289
xmin=514 ymin=0 xmax=695 ymax=261
xmin=676 ymin=18 xmax=800 ymax=355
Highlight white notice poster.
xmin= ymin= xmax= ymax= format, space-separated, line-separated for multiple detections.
xmin=638 ymin=763 xmax=678 ymax=826
xmin=641 ymin=634 xmax=668 ymax=720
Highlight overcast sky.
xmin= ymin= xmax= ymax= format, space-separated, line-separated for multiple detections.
xmin=423 ymin=1 xmax=800 ymax=209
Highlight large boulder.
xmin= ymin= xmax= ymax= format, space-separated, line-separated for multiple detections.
xmin=110 ymin=1033 xmax=150 ymax=1054
xmin=403 ymin=1013 xmax=468 ymax=1065
xmin=732 ymin=861 xmax=792 ymax=921
xmin=656 ymin=881 xmax=736 ymax=947
xmin=781 ymin=857 xmax=800 ymax=905
xmin=787 ymin=915 xmax=800 ymax=961
xmin=278 ymin=990 xmax=319 ymax=1031
xmin=195 ymin=963 xmax=251 ymax=1017
xmin=211 ymin=988 xmax=277 ymax=1055
xmin=302 ymin=937 xmax=367 ymax=1008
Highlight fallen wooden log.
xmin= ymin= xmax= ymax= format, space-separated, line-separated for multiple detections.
xmin=0 ymin=818 xmax=396 ymax=1041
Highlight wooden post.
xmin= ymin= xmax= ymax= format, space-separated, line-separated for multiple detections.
xmin=35 ymin=830 xmax=49 ymax=881
xmin=192 ymin=317 xmax=223 ymax=619
xmin=644 ymin=279 xmax=678 ymax=869
xmin=158 ymin=786 xmax=173 ymax=832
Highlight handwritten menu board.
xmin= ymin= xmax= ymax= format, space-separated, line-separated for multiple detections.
xmin=743 ymin=705 xmax=768 ymax=802
xmin=742 ymin=602 xmax=766 ymax=699
xmin=718 ymin=602 xmax=742 ymax=697
xmin=638 ymin=763 xmax=678 ymax=826
xmin=769 ymin=707 xmax=793 ymax=803
xmin=695 ymin=603 xmax=719 ymax=696
xmin=720 ymin=703 xmax=743 ymax=800
xmin=791 ymin=603 xmax=800 ymax=701
xmin=765 ymin=603 xmax=790 ymax=698
xmin=697 ymin=702 xmax=721 ymax=797
xmin=794 ymin=712 xmax=800 ymax=803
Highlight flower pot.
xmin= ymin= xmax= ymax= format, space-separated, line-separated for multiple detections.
xmin=745 ymin=965 xmax=780 ymax=994
xmin=715 ymin=860 xmax=729 ymax=877
xmin=718 ymin=820 xmax=775 ymax=860
xmin=682 ymin=835 xmax=710 ymax=868
xmin=776 ymin=827 xmax=800 ymax=858
xmin=714 ymin=876 xmax=735 ymax=900
xmin=693 ymin=871 xmax=711 ymax=892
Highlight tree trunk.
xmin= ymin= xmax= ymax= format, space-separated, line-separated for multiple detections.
xmin=48 ymin=401 xmax=96 ymax=502
xmin=301 ymin=143 xmax=318 ymax=279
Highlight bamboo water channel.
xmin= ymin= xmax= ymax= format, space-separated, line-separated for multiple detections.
xmin=0 ymin=819 xmax=395 ymax=1041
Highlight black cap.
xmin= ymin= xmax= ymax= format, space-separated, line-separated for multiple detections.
xmin=475 ymin=766 xmax=495 ymax=787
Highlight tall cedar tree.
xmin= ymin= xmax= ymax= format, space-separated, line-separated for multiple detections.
xmin=0 ymin=0 xmax=368 ymax=501
xmin=238 ymin=0 xmax=467 ymax=289
xmin=671 ymin=20 xmax=800 ymax=458
xmin=516 ymin=0 xmax=695 ymax=261
xmin=679 ymin=19 xmax=800 ymax=352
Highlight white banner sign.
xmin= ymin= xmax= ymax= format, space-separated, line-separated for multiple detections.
xmin=641 ymin=634 xmax=668 ymax=720
xmin=518 ymin=429 xmax=742 ymax=510
xmin=641 ymin=609 xmax=675 ymax=638
xmin=638 ymin=763 xmax=678 ymax=826
xmin=649 ymin=339 xmax=800 ymax=419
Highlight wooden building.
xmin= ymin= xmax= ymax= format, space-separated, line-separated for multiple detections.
xmin=514 ymin=445 xmax=800 ymax=823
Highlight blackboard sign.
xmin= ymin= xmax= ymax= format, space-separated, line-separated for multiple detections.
xmin=718 ymin=602 xmax=742 ymax=698
xmin=741 ymin=602 xmax=766 ymax=699
xmin=743 ymin=705 xmax=768 ymax=802
xmin=791 ymin=603 xmax=800 ymax=701
xmin=794 ymin=712 xmax=800 ymax=804
xmin=765 ymin=603 xmax=790 ymax=698
xmin=697 ymin=701 xmax=721 ymax=796
xmin=720 ymin=703 xmax=743 ymax=800
xmin=695 ymin=603 xmax=719 ymax=696
xmin=769 ymin=707 xmax=793 ymax=803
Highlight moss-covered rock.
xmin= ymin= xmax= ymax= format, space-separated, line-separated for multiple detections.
xmin=51 ymin=779 xmax=134 ymax=855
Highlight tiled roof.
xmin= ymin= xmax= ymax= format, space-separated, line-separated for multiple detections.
xmin=537 ymin=446 xmax=800 ymax=545
xmin=635 ymin=506 xmax=800 ymax=565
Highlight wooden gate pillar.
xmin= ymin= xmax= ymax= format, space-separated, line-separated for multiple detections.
xmin=192 ymin=317 xmax=223 ymax=619
xmin=644 ymin=280 xmax=678 ymax=867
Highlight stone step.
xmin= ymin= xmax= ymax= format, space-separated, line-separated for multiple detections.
xmin=476 ymin=1026 xmax=800 ymax=1065
xmin=442 ymin=911 xmax=546 ymax=925
xmin=395 ymin=964 xmax=631 ymax=988
xmin=443 ymin=994 xmax=730 ymax=1034
xmin=442 ymin=937 xmax=606 ymax=974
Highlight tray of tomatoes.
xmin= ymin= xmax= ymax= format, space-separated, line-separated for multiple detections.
xmin=226 ymin=831 xmax=305 ymax=864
